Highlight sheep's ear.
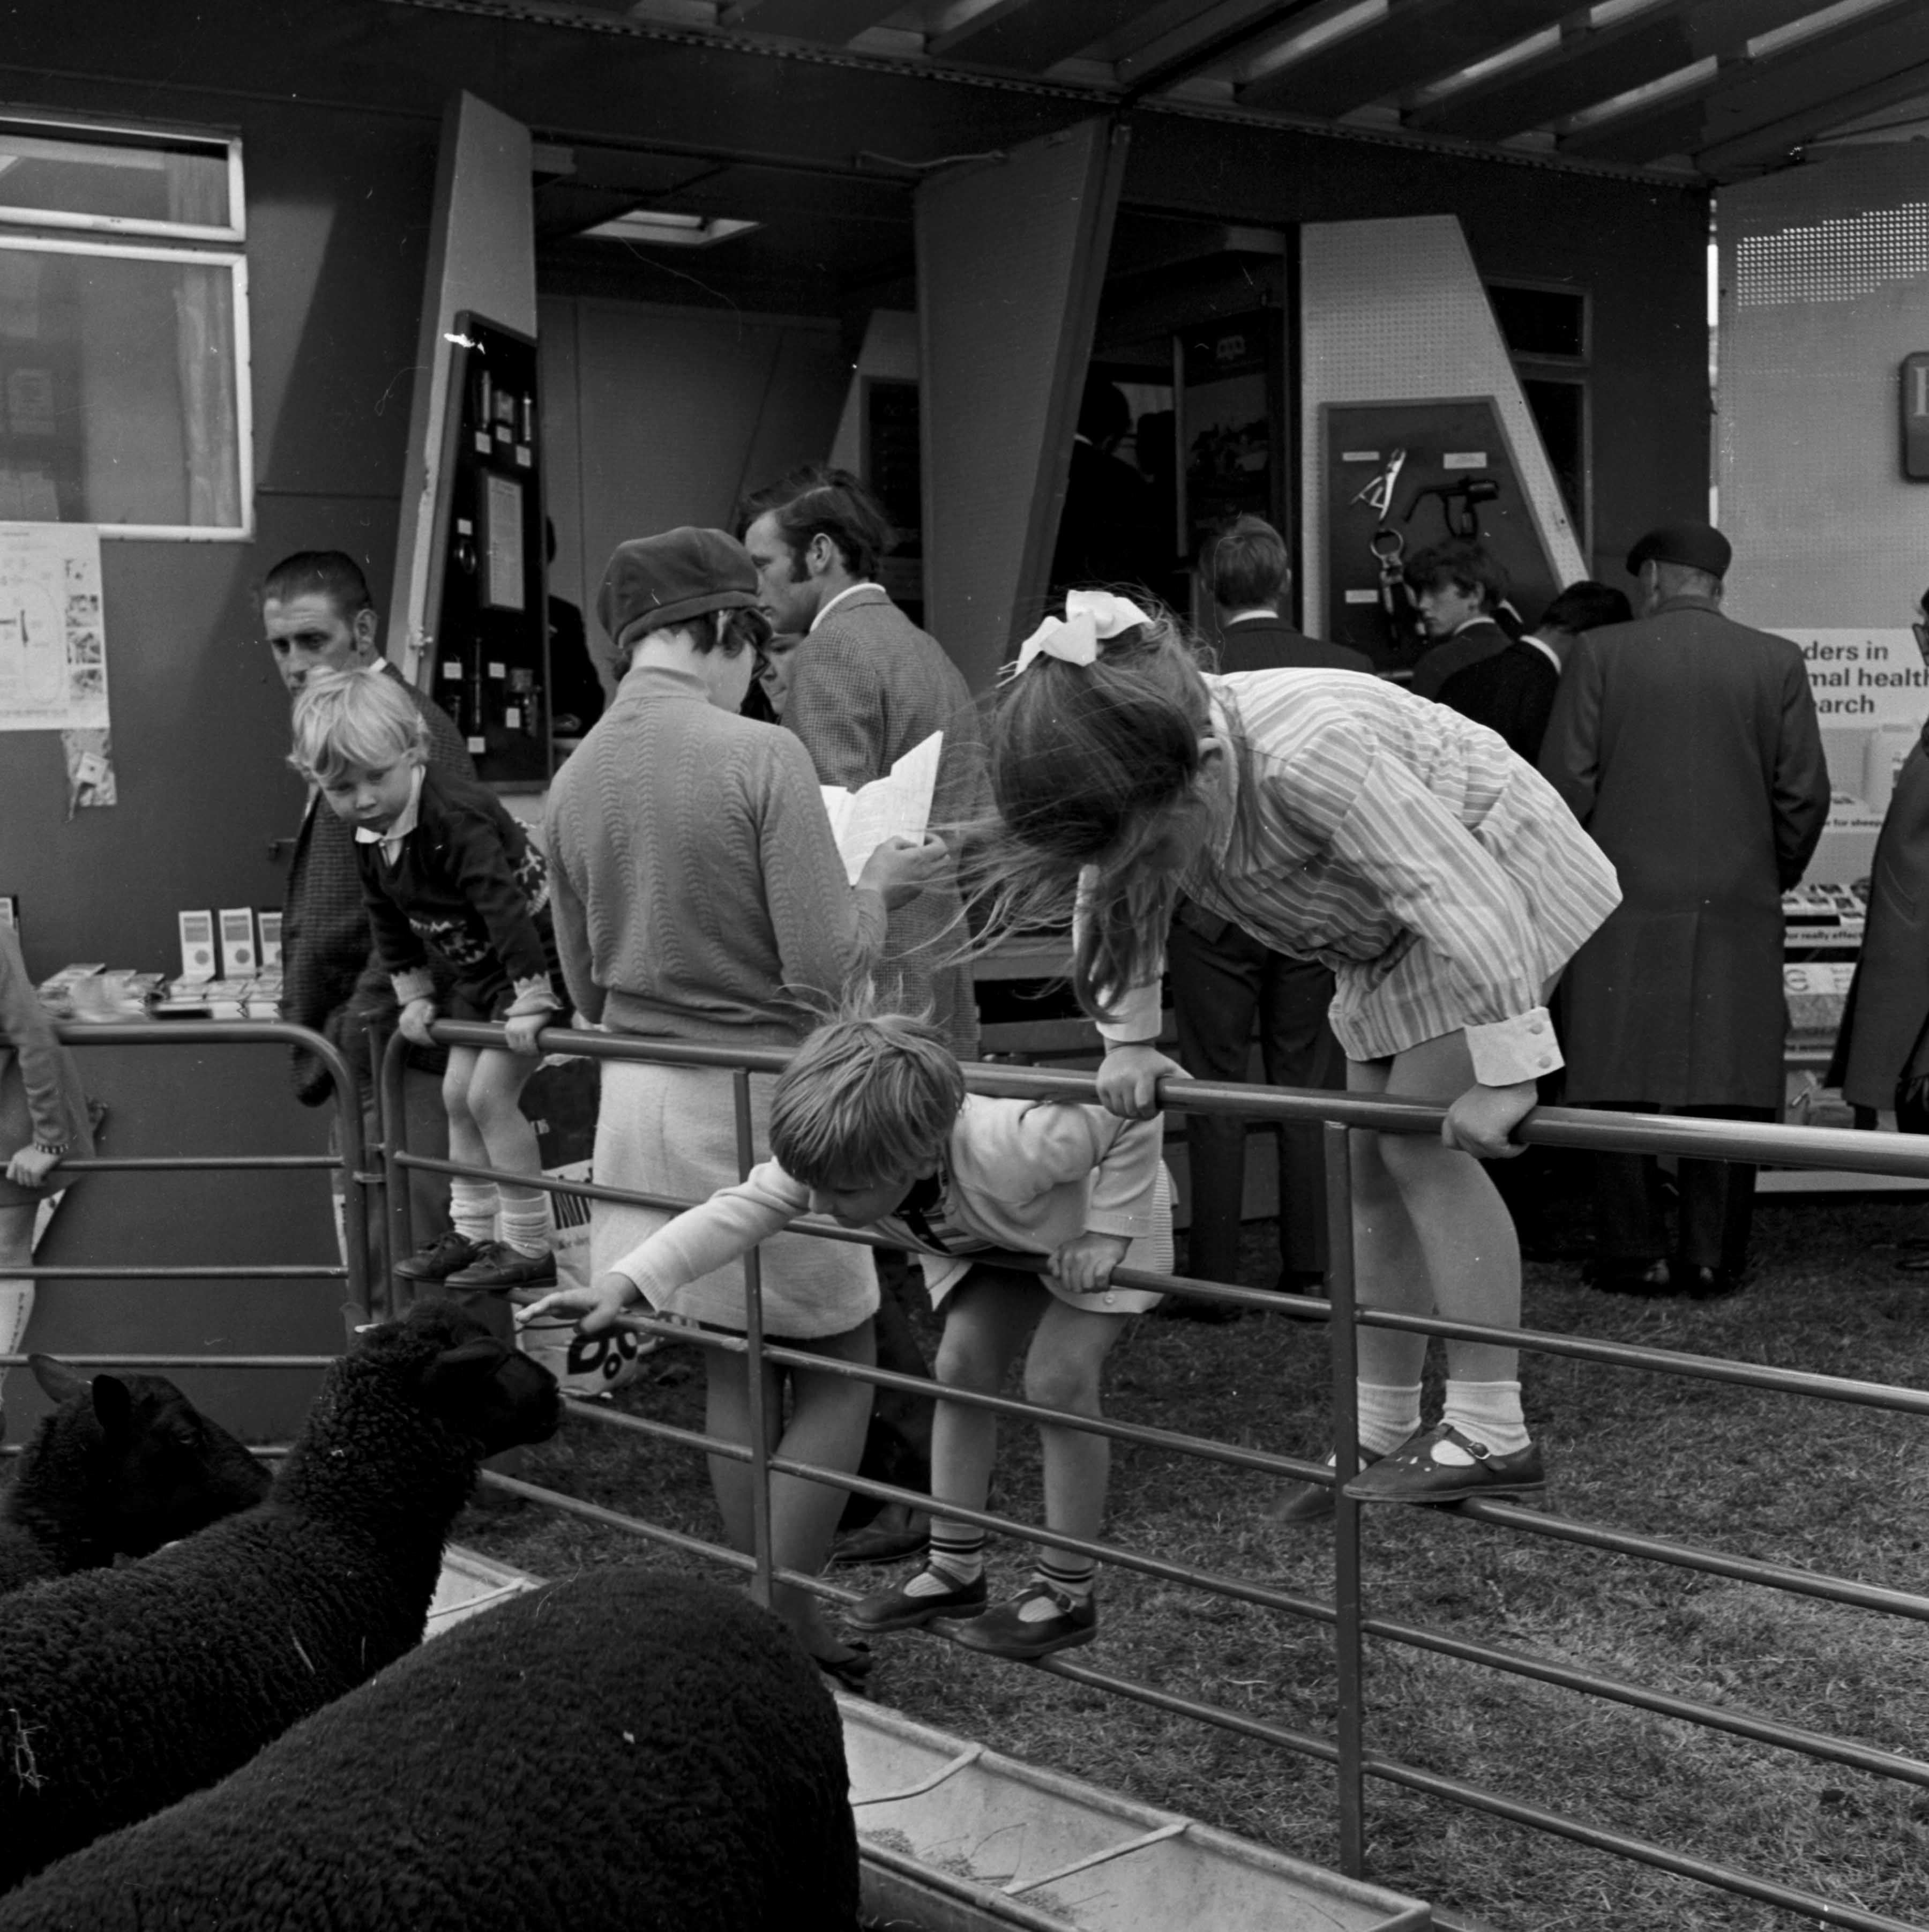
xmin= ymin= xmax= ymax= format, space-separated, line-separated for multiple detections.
xmin=91 ymin=1374 xmax=134 ymax=1436
xmin=417 ymin=1338 xmax=510 ymax=1405
xmin=30 ymin=1355 xmax=88 ymax=1406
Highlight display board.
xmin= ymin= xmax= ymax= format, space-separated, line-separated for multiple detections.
xmin=1322 ymin=397 xmax=1560 ymax=674
xmin=421 ymin=311 xmax=548 ymax=786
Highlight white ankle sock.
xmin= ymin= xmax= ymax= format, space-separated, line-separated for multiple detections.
xmin=911 ymin=1530 xmax=984 ymax=1593
xmin=448 ymin=1180 xmax=496 ymax=1247
xmin=1441 ymin=1379 xmax=1530 ymax=1459
xmin=1356 ymin=1382 xmax=1424 ymax=1458
xmin=0 ymin=1281 xmax=30 ymax=1404
xmin=496 ymin=1192 xmax=551 ymax=1259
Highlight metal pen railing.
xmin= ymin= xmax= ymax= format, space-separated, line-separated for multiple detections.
xmin=379 ymin=1019 xmax=1929 ymax=1932
xmin=33 ymin=1015 xmax=1929 ymax=1931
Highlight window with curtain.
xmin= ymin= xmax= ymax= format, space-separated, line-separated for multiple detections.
xmin=0 ymin=116 xmax=249 ymax=538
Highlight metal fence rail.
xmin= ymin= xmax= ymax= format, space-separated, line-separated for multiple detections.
xmin=32 ymin=1016 xmax=1929 ymax=1930
xmin=381 ymin=1020 xmax=1929 ymax=1932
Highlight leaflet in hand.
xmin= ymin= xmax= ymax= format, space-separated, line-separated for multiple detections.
xmin=821 ymin=730 xmax=943 ymax=885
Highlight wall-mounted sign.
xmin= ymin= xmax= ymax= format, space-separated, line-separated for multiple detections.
xmin=1902 ymin=354 xmax=1929 ymax=480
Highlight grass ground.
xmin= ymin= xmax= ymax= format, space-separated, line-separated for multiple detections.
xmin=458 ymin=1162 xmax=1929 ymax=1932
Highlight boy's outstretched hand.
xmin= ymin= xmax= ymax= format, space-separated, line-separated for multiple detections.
xmin=1049 ymin=1230 xmax=1131 ymax=1297
xmin=516 ymin=1270 xmax=642 ymax=1337
xmin=1095 ymin=1040 xmax=1187 ymax=1120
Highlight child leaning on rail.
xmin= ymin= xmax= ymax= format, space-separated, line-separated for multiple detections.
xmin=522 ymin=998 xmax=1172 ymax=1661
xmin=290 ymin=666 xmax=564 ymax=1296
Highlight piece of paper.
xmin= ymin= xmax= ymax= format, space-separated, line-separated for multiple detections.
xmin=820 ymin=730 xmax=942 ymax=885
xmin=0 ymin=524 xmax=108 ymax=732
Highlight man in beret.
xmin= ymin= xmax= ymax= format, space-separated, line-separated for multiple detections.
xmin=1540 ymin=522 xmax=1829 ymax=1298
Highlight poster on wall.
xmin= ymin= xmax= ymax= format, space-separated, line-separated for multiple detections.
xmin=0 ymin=523 xmax=107 ymax=732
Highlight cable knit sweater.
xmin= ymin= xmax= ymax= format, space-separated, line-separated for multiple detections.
xmin=543 ymin=659 xmax=885 ymax=1045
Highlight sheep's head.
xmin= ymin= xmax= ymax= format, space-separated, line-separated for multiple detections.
xmin=394 ymin=1303 xmax=562 ymax=1456
xmin=20 ymin=1356 xmax=272 ymax=1560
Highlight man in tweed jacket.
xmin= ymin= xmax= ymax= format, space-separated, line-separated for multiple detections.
xmin=263 ymin=553 xmax=472 ymax=1267
xmin=742 ymin=467 xmax=985 ymax=1060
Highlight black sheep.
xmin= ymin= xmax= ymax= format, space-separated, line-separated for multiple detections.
xmin=0 ymin=1297 xmax=560 ymax=1893
xmin=0 ymin=1355 xmax=270 ymax=1595
xmin=0 ymin=1567 xmax=861 ymax=1932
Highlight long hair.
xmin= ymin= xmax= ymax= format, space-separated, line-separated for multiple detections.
xmin=969 ymin=609 xmax=1213 ymax=1019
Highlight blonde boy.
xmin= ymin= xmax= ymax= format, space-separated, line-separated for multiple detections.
xmin=525 ymin=1008 xmax=1171 ymax=1659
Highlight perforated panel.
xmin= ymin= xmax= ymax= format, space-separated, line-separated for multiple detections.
xmin=1719 ymin=146 xmax=1929 ymax=632
xmin=1299 ymin=215 xmax=1585 ymax=636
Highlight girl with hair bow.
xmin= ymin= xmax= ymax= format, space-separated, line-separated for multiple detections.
xmin=974 ymin=590 xmax=1619 ymax=1512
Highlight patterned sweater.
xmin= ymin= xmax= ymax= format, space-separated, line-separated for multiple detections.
xmin=543 ymin=659 xmax=885 ymax=1045
xmin=279 ymin=665 xmax=470 ymax=1106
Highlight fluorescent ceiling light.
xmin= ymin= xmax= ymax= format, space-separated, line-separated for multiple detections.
xmin=1408 ymin=25 xmax=1563 ymax=107
xmin=1748 ymin=0 xmax=1897 ymax=62
xmin=580 ymin=208 xmax=761 ymax=247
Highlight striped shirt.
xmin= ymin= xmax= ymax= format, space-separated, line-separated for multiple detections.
xmin=1094 ymin=669 xmax=1620 ymax=1084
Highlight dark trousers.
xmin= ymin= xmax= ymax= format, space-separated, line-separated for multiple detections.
xmin=1590 ymin=1102 xmax=1776 ymax=1273
xmin=1169 ymin=909 xmax=1343 ymax=1284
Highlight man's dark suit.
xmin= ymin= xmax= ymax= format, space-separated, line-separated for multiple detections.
xmin=1175 ymin=616 xmax=1367 ymax=1289
xmin=1437 ymin=637 xmax=1561 ymax=762
xmin=1540 ymin=594 xmax=1829 ymax=1274
xmin=1410 ymin=616 xmax=1511 ymax=699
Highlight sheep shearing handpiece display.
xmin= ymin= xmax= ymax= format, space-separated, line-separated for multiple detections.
xmin=0 ymin=1567 xmax=861 ymax=1932
xmin=0 ymin=1355 xmax=270 ymax=1596
xmin=0 ymin=1299 xmax=560 ymax=1893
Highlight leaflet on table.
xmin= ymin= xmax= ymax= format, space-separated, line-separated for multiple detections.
xmin=819 ymin=730 xmax=943 ymax=886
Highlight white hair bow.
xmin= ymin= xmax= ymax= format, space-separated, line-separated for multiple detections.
xmin=1006 ymin=590 xmax=1154 ymax=679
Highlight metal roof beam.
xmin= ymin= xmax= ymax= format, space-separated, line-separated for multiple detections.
xmin=1116 ymin=0 xmax=1325 ymax=93
xmin=719 ymin=0 xmax=909 ymax=42
xmin=1559 ymin=0 xmax=1929 ymax=162
xmin=929 ymin=0 xmax=1144 ymax=71
xmin=1409 ymin=0 xmax=1822 ymax=142
xmin=1238 ymin=0 xmax=1576 ymax=118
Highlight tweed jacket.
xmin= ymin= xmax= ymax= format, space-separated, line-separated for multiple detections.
xmin=1540 ymin=595 xmax=1829 ymax=1107
xmin=782 ymin=586 xmax=987 ymax=1056
xmin=608 ymin=1092 xmax=1166 ymax=1308
xmin=279 ymin=664 xmax=470 ymax=1106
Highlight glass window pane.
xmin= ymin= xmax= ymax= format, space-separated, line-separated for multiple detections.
xmin=0 ymin=126 xmax=230 ymax=232
xmin=0 ymin=244 xmax=242 ymax=529
xmin=1487 ymin=283 xmax=1586 ymax=360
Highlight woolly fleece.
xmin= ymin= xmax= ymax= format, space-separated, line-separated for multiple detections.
xmin=0 ymin=1299 xmax=559 ymax=1892
xmin=0 ymin=1567 xmax=859 ymax=1931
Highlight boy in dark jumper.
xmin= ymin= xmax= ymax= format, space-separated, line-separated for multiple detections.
xmin=291 ymin=667 xmax=563 ymax=1291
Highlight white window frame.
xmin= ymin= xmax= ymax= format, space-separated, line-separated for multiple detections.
xmin=0 ymin=114 xmax=251 ymax=540
xmin=0 ymin=111 xmax=244 ymax=243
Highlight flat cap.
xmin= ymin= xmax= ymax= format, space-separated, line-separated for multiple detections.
xmin=1626 ymin=521 xmax=1731 ymax=579
xmin=597 ymin=527 xmax=760 ymax=648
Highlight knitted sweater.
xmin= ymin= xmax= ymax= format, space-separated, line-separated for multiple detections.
xmin=356 ymin=767 xmax=554 ymax=1001
xmin=279 ymin=666 xmax=470 ymax=1106
xmin=543 ymin=659 xmax=885 ymax=1045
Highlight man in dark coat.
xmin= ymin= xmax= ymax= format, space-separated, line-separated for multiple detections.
xmin=263 ymin=551 xmax=473 ymax=1279
xmin=1436 ymin=579 xmax=1631 ymax=763
xmin=1540 ymin=522 xmax=1830 ymax=1297
xmin=1827 ymin=588 xmax=1929 ymax=1271
xmin=1407 ymin=540 xmax=1512 ymax=698
xmin=1168 ymin=517 xmax=1362 ymax=1323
